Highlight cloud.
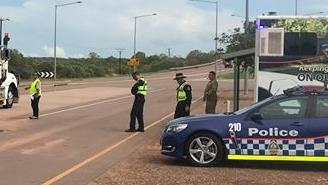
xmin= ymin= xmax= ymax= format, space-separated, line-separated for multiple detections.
xmin=0 ymin=0 xmax=244 ymax=58
xmin=71 ymin=53 xmax=85 ymax=58
xmin=43 ymin=45 xmax=67 ymax=58
xmin=22 ymin=52 xmax=41 ymax=58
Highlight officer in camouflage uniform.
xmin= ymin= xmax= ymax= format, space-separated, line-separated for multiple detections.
xmin=203 ymin=71 xmax=218 ymax=114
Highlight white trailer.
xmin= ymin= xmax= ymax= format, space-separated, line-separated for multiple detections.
xmin=0 ymin=45 xmax=19 ymax=108
xmin=255 ymin=15 xmax=328 ymax=102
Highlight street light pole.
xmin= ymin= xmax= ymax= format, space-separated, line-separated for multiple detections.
xmin=215 ymin=0 xmax=218 ymax=79
xmin=133 ymin=13 xmax=157 ymax=72
xmin=54 ymin=1 xmax=82 ymax=83
xmin=54 ymin=5 xmax=57 ymax=82
xmin=190 ymin=0 xmax=219 ymax=79
xmin=245 ymin=0 xmax=249 ymax=33
xmin=133 ymin=16 xmax=137 ymax=68
xmin=245 ymin=0 xmax=249 ymax=95
xmin=295 ymin=0 xmax=298 ymax=16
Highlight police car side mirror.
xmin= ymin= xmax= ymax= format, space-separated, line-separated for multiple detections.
xmin=251 ymin=113 xmax=264 ymax=121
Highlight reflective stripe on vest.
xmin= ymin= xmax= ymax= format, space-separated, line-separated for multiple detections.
xmin=177 ymin=82 xmax=188 ymax=102
xmin=137 ymin=78 xmax=147 ymax=96
xmin=29 ymin=79 xmax=42 ymax=96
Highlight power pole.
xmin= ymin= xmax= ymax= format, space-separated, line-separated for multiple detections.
xmin=167 ymin=48 xmax=171 ymax=57
xmin=115 ymin=48 xmax=125 ymax=74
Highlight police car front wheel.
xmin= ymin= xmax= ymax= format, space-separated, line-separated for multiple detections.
xmin=186 ymin=132 xmax=224 ymax=166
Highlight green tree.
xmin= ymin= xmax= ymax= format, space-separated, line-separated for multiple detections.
xmin=9 ymin=49 xmax=34 ymax=78
xmin=219 ymin=21 xmax=256 ymax=53
xmin=88 ymin=52 xmax=100 ymax=59
xmin=186 ymin=50 xmax=214 ymax=66
xmin=276 ymin=19 xmax=328 ymax=38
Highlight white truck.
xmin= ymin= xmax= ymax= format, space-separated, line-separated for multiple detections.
xmin=0 ymin=35 xmax=19 ymax=108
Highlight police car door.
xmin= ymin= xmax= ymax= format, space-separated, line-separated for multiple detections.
xmin=244 ymin=96 xmax=310 ymax=156
xmin=306 ymin=94 xmax=328 ymax=157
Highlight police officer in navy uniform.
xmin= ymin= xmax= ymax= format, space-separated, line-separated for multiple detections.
xmin=125 ymin=72 xmax=147 ymax=132
xmin=174 ymin=73 xmax=192 ymax=119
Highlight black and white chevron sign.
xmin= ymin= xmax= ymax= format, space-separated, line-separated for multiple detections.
xmin=37 ymin=72 xmax=54 ymax=78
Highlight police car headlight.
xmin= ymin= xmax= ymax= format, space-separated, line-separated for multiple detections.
xmin=166 ymin=124 xmax=188 ymax=133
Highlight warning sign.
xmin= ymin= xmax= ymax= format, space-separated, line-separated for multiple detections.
xmin=127 ymin=58 xmax=140 ymax=66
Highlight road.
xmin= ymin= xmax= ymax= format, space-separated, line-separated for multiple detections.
xmin=0 ymin=65 xmax=240 ymax=185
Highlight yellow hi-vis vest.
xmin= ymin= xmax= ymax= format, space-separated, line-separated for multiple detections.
xmin=29 ymin=79 xmax=42 ymax=96
xmin=177 ymin=82 xmax=188 ymax=102
xmin=137 ymin=78 xmax=147 ymax=96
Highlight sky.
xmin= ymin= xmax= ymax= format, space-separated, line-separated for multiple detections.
xmin=0 ymin=0 xmax=328 ymax=58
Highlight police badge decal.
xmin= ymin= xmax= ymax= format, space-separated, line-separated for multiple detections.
xmin=268 ymin=140 xmax=280 ymax=156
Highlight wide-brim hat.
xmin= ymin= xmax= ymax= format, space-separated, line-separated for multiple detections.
xmin=173 ymin=73 xmax=187 ymax=80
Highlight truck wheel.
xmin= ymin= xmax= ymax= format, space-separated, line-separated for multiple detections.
xmin=4 ymin=86 xmax=14 ymax=108
xmin=186 ymin=132 xmax=224 ymax=167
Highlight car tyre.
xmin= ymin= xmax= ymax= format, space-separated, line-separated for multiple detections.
xmin=4 ymin=86 xmax=14 ymax=108
xmin=186 ymin=132 xmax=224 ymax=167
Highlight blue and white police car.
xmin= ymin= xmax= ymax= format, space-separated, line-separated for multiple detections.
xmin=161 ymin=86 xmax=328 ymax=166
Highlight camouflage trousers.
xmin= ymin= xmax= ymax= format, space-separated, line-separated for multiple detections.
xmin=205 ymin=97 xmax=217 ymax=114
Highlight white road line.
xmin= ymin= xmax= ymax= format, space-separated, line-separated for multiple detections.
xmin=41 ymin=96 xmax=203 ymax=185
xmin=63 ymin=71 xmax=217 ymax=86
xmin=40 ymin=88 xmax=165 ymax=118
xmin=0 ymin=88 xmax=167 ymax=152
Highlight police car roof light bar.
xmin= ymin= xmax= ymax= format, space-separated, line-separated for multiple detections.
xmin=303 ymin=85 xmax=325 ymax=93
xmin=284 ymin=85 xmax=327 ymax=96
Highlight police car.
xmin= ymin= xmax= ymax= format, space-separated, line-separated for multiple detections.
xmin=161 ymin=86 xmax=328 ymax=166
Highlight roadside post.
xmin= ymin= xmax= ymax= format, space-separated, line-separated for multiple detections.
xmin=233 ymin=57 xmax=240 ymax=111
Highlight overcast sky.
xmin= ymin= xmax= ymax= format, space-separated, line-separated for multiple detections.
xmin=0 ymin=0 xmax=327 ymax=58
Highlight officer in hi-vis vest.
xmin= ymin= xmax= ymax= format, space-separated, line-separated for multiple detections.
xmin=174 ymin=73 xmax=192 ymax=119
xmin=25 ymin=73 xmax=42 ymax=119
xmin=125 ymin=72 xmax=147 ymax=132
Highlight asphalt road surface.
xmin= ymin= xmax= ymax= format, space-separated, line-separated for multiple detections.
xmin=0 ymin=65 xmax=242 ymax=185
